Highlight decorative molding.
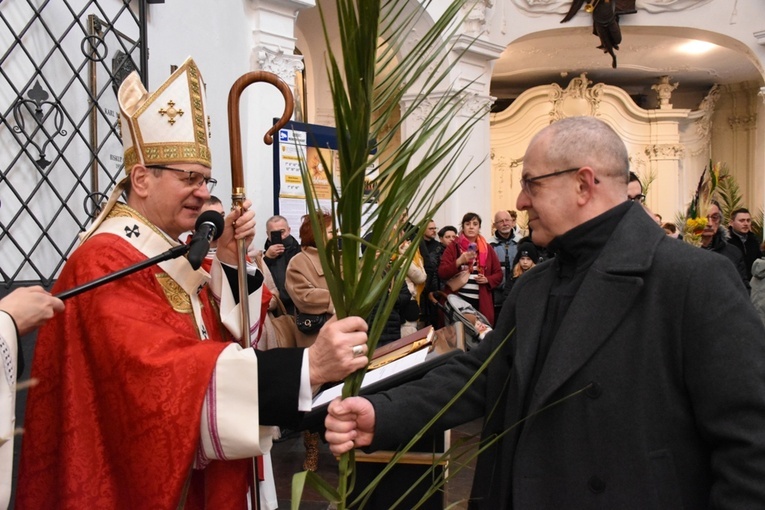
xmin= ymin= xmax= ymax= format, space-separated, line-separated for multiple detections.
xmin=644 ymin=144 xmax=685 ymax=161
xmin=491 ymin=153 xmax=523 ymax=201
xmin=549 ymin=73 xmax=604 ymax=121
xmin=628 ymin=153 xmax=650 ymax=179
xmin=759 ymin=87 xmax=765 ymax=105
xmin=728 ymin=114 xmax=757 ymax=130
xmin=461 ymin=0 xmax=493 ymax=37
xmin=450 ymin=34 xmax=505 ymax=61
xmin=409 ymin=96 xmax=436 ymax=123
xmin=462 ymin=93 xmax=494 ymax=117
xmin=694 ymin=84 xmax=720 ymax=143
xmin=254 ymin=46 xmax=304 ymax=84
xmin=403 ymin=91 xmax=492 ymax=123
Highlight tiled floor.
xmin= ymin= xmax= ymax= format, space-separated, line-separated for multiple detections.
xmin=270 ymin=419 xmax=482 ymax=509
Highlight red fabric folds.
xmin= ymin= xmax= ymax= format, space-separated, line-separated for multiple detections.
xmin=16 ymin=234 xmax=251 ymax=509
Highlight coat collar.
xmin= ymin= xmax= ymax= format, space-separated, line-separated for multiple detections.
xmin=516 ymin=204 xmax=666 ymax=412
xmin=302 ymin=246 xmax=326 ymax=277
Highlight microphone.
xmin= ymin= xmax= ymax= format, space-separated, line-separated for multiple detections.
xmin=188 ymin=210 xmax=225 ymax=270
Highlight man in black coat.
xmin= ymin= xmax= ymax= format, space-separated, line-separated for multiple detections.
xmin=700 ymin=202 xmax=749 ymax=290
xmin=325 ymin=116 xmax=765 ymax=509
xmin=728 ymin=207 xmax=763 ymax=280
xmin=264 ymin=215 xmax=301 ymax=314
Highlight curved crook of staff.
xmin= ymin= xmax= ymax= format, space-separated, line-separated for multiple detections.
xmin=227 ymin=70 xmax=294 ymax=347
xmin=226 ymin=70 xmax=293 ymax=509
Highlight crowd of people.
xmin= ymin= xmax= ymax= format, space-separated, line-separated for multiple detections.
xmin=3 ymin=58 xmax=765 ymax=510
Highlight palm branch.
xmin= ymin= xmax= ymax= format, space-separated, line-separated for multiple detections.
xmin=713 ymin=163 xmax=742 ymax=224
xmin=752 ymin=210 xmax=764 ymax=241
xmin=290 ymin=0 xmax=488 ymax=508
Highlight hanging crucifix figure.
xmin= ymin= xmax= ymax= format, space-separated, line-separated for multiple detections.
xmin=561 ymin=0 xmax=637 ymax=69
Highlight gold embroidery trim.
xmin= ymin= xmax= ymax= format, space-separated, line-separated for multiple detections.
xmin=156 ymin=273 xmax=192 ymax=314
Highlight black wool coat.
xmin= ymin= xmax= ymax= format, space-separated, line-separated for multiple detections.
xmin=368 ymin=205 xmax=765 ymax=510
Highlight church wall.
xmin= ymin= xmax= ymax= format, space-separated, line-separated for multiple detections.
xmin=141 ymin=0 xmax=764 ymax=238
xmin=711 ymin=83 xmax=763 ymax=213
xmin=8 ymin=0 xmax=760 ymax=254
xmin=146 ymin=0 xmax=253 ymax=206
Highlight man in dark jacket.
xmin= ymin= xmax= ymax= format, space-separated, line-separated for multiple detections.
xmin=490 ymin=210 xmax=518 ymax=319
xmin=325 ymin=116 xmax=765 ymax=509
xmin=264 ymin=215 xmax=301 ymax=314
xmin=728 ymin=207 xmax=762 ymax=280
xmin=700 ymin=202 xmax=749 ymax=290
xmin=420 ymin=219 xmax=443 ymax=326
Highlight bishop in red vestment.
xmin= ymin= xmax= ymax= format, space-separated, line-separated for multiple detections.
xmin=16 ymin=58 xmax=369 ymax=510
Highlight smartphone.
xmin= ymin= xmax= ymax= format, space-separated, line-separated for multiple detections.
xmin=270 ymin=231 xmax=283 ymax=245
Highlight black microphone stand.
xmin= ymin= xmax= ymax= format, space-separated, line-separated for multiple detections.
xmin=56 ymin=244 xmax=190 ymax=300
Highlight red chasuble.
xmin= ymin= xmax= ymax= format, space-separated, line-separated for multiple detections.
xmin=16 ymin=231 xmax=252 ymax=509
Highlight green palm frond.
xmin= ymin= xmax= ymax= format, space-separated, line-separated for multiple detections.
xmin=686 ymin=164 xmax=706 ymax=220
xmin=304 ymin=0 xmax=483 ymax=368
xmin=753 ymin=210 xmax=764 ymax=241
xmin=713 ymin=163 xmax=743 ymax=224
xmin=292 ymin=0 xmax=488 ymax=508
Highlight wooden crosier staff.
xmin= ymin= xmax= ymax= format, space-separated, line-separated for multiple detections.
xmin=227 ymin=71 xmax=293 ymax=509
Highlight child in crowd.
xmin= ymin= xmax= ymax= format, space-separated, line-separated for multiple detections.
xmin=505 ymin=242 xmax=539 ymax=296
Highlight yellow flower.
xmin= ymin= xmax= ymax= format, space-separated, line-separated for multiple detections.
xmin=685 ymin=217 xmax=707 ymax=235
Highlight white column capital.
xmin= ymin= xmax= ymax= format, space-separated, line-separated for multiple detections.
xmin=254 ymin=47 xmax=304 ymax=85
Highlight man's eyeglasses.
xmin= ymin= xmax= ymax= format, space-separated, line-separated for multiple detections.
xmin=520 ymin=167 xmax=584 ymax=194
xmin=149 ymin=165 xmax=217 ymax=193
xmin=706 ymin=213 xmax=721 ymax=222
xmin=628 ymin=193 xmax=646 ymax=203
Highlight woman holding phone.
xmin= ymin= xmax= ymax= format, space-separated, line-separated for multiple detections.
xmin=438 ymin=212 xmax=502 ymax=326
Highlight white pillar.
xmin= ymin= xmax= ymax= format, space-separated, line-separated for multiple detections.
xmin=399 ymin=33 xmax=503 ymax=230
xmin=241 ymin=0 xmax=313 ymax=243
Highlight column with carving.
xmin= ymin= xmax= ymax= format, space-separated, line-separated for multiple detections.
xmin=400 ymin=0 xmax=503 ymax=225
xmin=642 ymin=110 xmax=690 ymax=219
xmin=242 ymin=0 xmax=311 ymax=222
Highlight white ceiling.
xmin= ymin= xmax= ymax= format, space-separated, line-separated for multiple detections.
xmin=491 ymin=25 xmax=764 ymax=102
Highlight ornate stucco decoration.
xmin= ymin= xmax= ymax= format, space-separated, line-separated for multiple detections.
xmin=462 ymin=0 xmax=494 ymax=37
xmin=728 ymin=114 xmax=757 ymax=130
xmin=409 ymin=96 xmax=436 ymax=123
xmin=695 ymin=84 xmax=720 ymax=141
xmin=405 ymin=91 xmax=491 ymax=123
xmin=652 ymin=76 xmax=679 ymax=109
xmin=691 ymin=84 xmax=720 ymax=157
xmin=255 ymin=46 xmax=304 ymax=84
xmin=644 ymin=143 xmax=685 ymax=161
xmin=491 ymin=152 xmax=523 ymax=201
xmin=759 ymin=87 xmax=765 ymax=105
xmin=549 ymin=73 xmax=604 ymax=121
xmin=462 ymin=92 xmax=494 ymax=117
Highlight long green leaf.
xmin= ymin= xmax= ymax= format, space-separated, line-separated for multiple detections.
xmin=292 ymin=0 xmax=494 ymax=507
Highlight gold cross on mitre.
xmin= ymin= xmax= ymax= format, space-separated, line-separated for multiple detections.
xmin=158 ymin=100 xmax=184 ymax=125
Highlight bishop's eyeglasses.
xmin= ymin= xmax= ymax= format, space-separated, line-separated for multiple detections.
xmin=149 ymin=165 xmax=217 ymax=193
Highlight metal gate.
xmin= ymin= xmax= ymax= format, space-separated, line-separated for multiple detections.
xmin=0 ymin=0 xmax=149 ymax=289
